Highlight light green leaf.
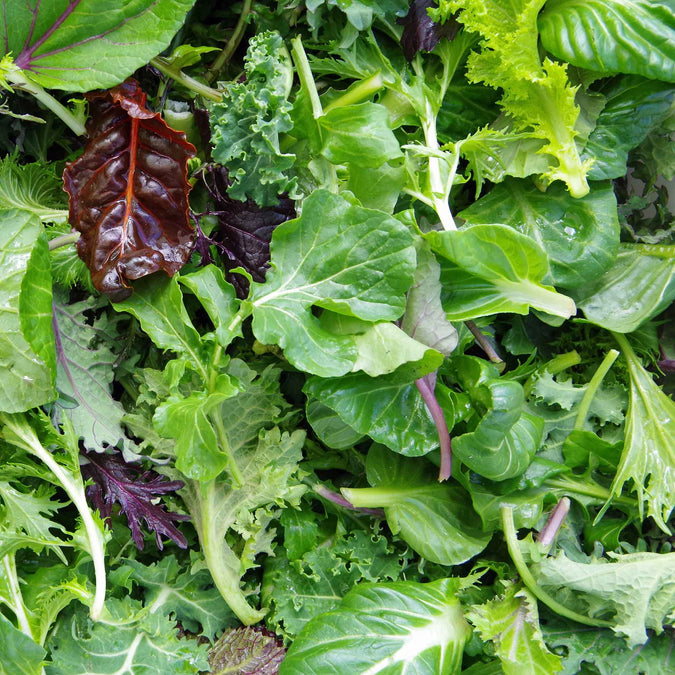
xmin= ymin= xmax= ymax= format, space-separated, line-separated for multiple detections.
xmin=0 ymin=614 xmax=44 ymax=675
xmin=575 ymin=245 xmax=675 ymax=333
xmin=347 ymin=161 xmax=406 ymax=213
xmin=280 ymin=579 xmax=471 ymax=675
xmin=305 ymin=370 xmax=438 ymax=457
xmin=459 ymin=180 xmax=620 ymax=290
xmin=52 ymin=292 xmax=127 ymax=451
xmin=428 ymin=225 xmax=576 ymax=321
xmin=467 ymin=582 xmax=563 ymax=675
xmin=609 ymin=334 xmax=675 ymax=532
xmin=250 ymin=189 xmax=416 ymax=377
xmin=539 ymin=0 xmax=675 ymax=83
xmin=0 ymin=209 xmax=55 ymax=412
xmin=2 ymin=0 xmax=197 ymax=91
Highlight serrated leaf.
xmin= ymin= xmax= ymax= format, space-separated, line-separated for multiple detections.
xmin=4 ymin=0 xmax=197 ymax=91
xmin=538 ymin=0 xmax=675 ymax=83
xmin=249 ymin=189 xmax=416 ymax=377
xmin=280 ymin=579 xmax=471 ymax=675
xmin=0 ymin=209 xmax=56 ymax=412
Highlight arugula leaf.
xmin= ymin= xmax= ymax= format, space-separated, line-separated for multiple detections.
xmin=467 ymin=582 xmax=563 ymax=675
xmin=428 ymin=225 xmax=576 ymax=321
xmin=2 ymin=0 xmax=197 ymax=91
xmin=281 ymin=579 xmax=471 ymax=675
xmin=0 ymin=209 xmax=55 ymax=412
xmin=538 ymin=0 xmax=675 ymax=83
xmin=248 ymin=189 xmax=416 ymax=376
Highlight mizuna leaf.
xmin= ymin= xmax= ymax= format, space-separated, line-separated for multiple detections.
xmin=63 ymin=79 xmax=196 ymax=301
xmin=3 ymin=0 xmax=197 ymax=91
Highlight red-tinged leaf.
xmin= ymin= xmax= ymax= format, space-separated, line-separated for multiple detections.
xmin=208 ymin=627 xmax=285 ymax=675
xmin=399 ymin=1 xmax=462 ymax=61
xmin=82 ymin=450 xmax=189 ymax=551
xmin=63 ymin=79 xmax=196 ymax=301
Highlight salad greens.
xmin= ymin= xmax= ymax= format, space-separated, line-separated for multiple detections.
xmin=1 ymin=0 xmax=674 ymax=672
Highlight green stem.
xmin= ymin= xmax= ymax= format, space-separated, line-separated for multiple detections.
xmin=544 ymin=477 xmax=636 ymax=509
xmin=501 ymin=506 xmax=613 ymax=628
xmin=150 ymin=57 xmax=223 ymax=102
xmin=574 ymin=349 xmax=619 ymax=430
xmin=324 ymin=72 xmax=385 ymax=113
xmin=631 ymin=243 xmax=675 ymax=260
xmin=1 ymin=555 xmax=33 ymax=638
xmin=210 ymin=412 xmax=244 ymax=488
xmin=4 ymin=69 xmax=86 ymax=136
xmin=341 ymin=486 xmax=428 ymax=508
xmin=48 ymin=232 xmax=79 ymax=251
xmin=290 ymin=37 xmax=323 ymax=120
xmin=205 ymin=0 xmax=254 ymax=84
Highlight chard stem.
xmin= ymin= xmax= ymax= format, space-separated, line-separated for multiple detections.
xmin=501 ymin=506 xmax=613 ymax=628
xmin=465 ymin=321 xmax=503 ymax=365
xmin=415 ymin=375 xmax=452 ymax=481
xmin=536 ymin=497 xmax=570 ymax=549
xmin=48 ymin=232 xmax=79 ymax=251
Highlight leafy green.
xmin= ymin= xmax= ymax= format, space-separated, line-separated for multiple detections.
xmin=0 ymin=613 xmax=45 ymax=675
xmin=280 ymin=579 xmax=471 ymax=675
xmin=208 ymin=627 xmax=285 ymax=675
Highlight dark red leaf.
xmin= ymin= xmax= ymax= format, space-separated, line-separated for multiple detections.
xmin=63 ymin=79 xmax=197 ymax=301
xmin=398 ymin=1 xmax=462 ymax=61
xmin=82 ymin=450 xmax=189 ymax=551
xmin=198 ymin=165 xmax=295 ymax=298
xmin=208 ymin=627 xmax=285 ymax=675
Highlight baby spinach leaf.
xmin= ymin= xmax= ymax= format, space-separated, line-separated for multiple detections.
xmin=538 ymin=0 xmax=675 ymax=83
xmin=459 ymin=180 xmax=620 ymax=290
xmin=281 ymin=579 xmax=471 ymax=675
xmin=3 ymin=0 xmax=197 ymax=91
xmin=0 ymin=209 xmax=55 ymax=412
xmin=428 ymin=225 xmax=576 ymax=321
xmin=63 ymin=80 xmax=196 ymax=301
xmin=467 ymin=582 xmax=563 ymax=675
xmin=249 ymin=189 xmax=416 ymax=377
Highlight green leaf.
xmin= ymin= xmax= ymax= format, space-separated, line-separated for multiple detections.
xmin=467 ymin=582 xmax=563 ymax=675
xmin=319 ymin=102 xmax=403 ymax=168
xmin=0 ymin=209 xmax=56 ymax=412
xmin=575 ymin=245 xmax=675 ymax=333
xmin=305 ymin=370 xmax=438 ymax=457
xmin=532 ymin=550 xmax=675 ymax=647
xmin=459 ymin=180 xmax=620 ymax=290
xmin=428 ymin=225 xmax=576 ymax=320
xmin=347 ymin=161 xmax=406 ymax=214
xmin=249 ymin=190 xmax=416 ymax=377
xmin=400 ymin=240 xmax=458 ymax=356
xmin=210 ymin=30 xmax=297 ymax=206
xmin=280 ymin=579 xmax=471 ymax=675
xmin=0 ymin=614 xmax=44 ymax=675
xmin=581 ymin=77 xmax=675 ymax=180
xmin=125 ymin=556 xmax=236 ymax=639
xmin=46 ymin=599 xmax=210 ymax=674
xmin=609 ymin=334 xmax=675 ymax=532
xmin=305 ymin=399 xmax=365 ymax=450
xmin=3 ymin=0 xmax=197 ymax=91
xmin=179 ymin=266 xmax=242 ymax=348
xmin=52 ymin=292 xmax=128 ymax=451
xmin=538 ymin=0 xmax=675 ymax=83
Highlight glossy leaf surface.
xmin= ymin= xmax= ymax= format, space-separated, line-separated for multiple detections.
xmin=63 ymin=80 xmax=196 ymax=301
xmin=3 ymin=0 xmax=196 ymax=91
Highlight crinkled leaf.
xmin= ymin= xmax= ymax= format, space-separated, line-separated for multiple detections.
xmin=538 ymin=0 xmax=675 ymax=83
xmin=52 ymin=292 xmax=127 ymax=451
xmin=82 ymin=450 xmax=188 ymax=551
xmin=125 ymin=556 xmax=236 ymax=639
xmin=210 ymin=31 xmax=296 ymax=206
xmin=280 ymin=579 xmax=471 ymax=675
xmin=0 ymin=209 xmax=56 ymax=412
xmin=249 ymin=189 xmax=416 ymax=377
xmin=467 ymin=582 xmax=563 ymax=675
xmin=63 ymin=79 xmax=196 ymax=301
xmin=434 ymin=0 xmax=590 ymax=196
xmin=46 ymin=599 xmax=210 ymax=674
xmin=305 ymin=370 xmax=438 ymax=457
xmin=532 ymin=550 xmax=675 ymax=648
xmin=582 ymin=76 xmax=675 ymax=180
xmin=459 ymin=180 xmax=620 ymax=290
xmin=575 ymin=245 xmax=675 ymax=333
xmin=609 ymin=335 xmax=675 ymax=532
xmin=0 ymin=613 xmax=44 ymax=675
xmin=428 ymin=225 xmax=576 ymax=321
xmin=3 ymin=0 xmax=197 ymax=91
xmin=209 ymin=627 xmax=285 ymax=675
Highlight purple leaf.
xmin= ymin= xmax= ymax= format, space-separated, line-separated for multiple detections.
xmin=82 ymin=450 xmax=189 ymax=550
xmin=398 ymin=1 xmax=462 ymax=61
xmin=208 ymin=627 xmax=285 ymax=675
xmin=197 ymin=166 xmax=295 ymax=298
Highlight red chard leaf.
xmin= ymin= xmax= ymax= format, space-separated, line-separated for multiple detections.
xmin=63 ymin=79 xmax=196 ymax=301
xmin=82 ymin=449 xmax=189 ymax=551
